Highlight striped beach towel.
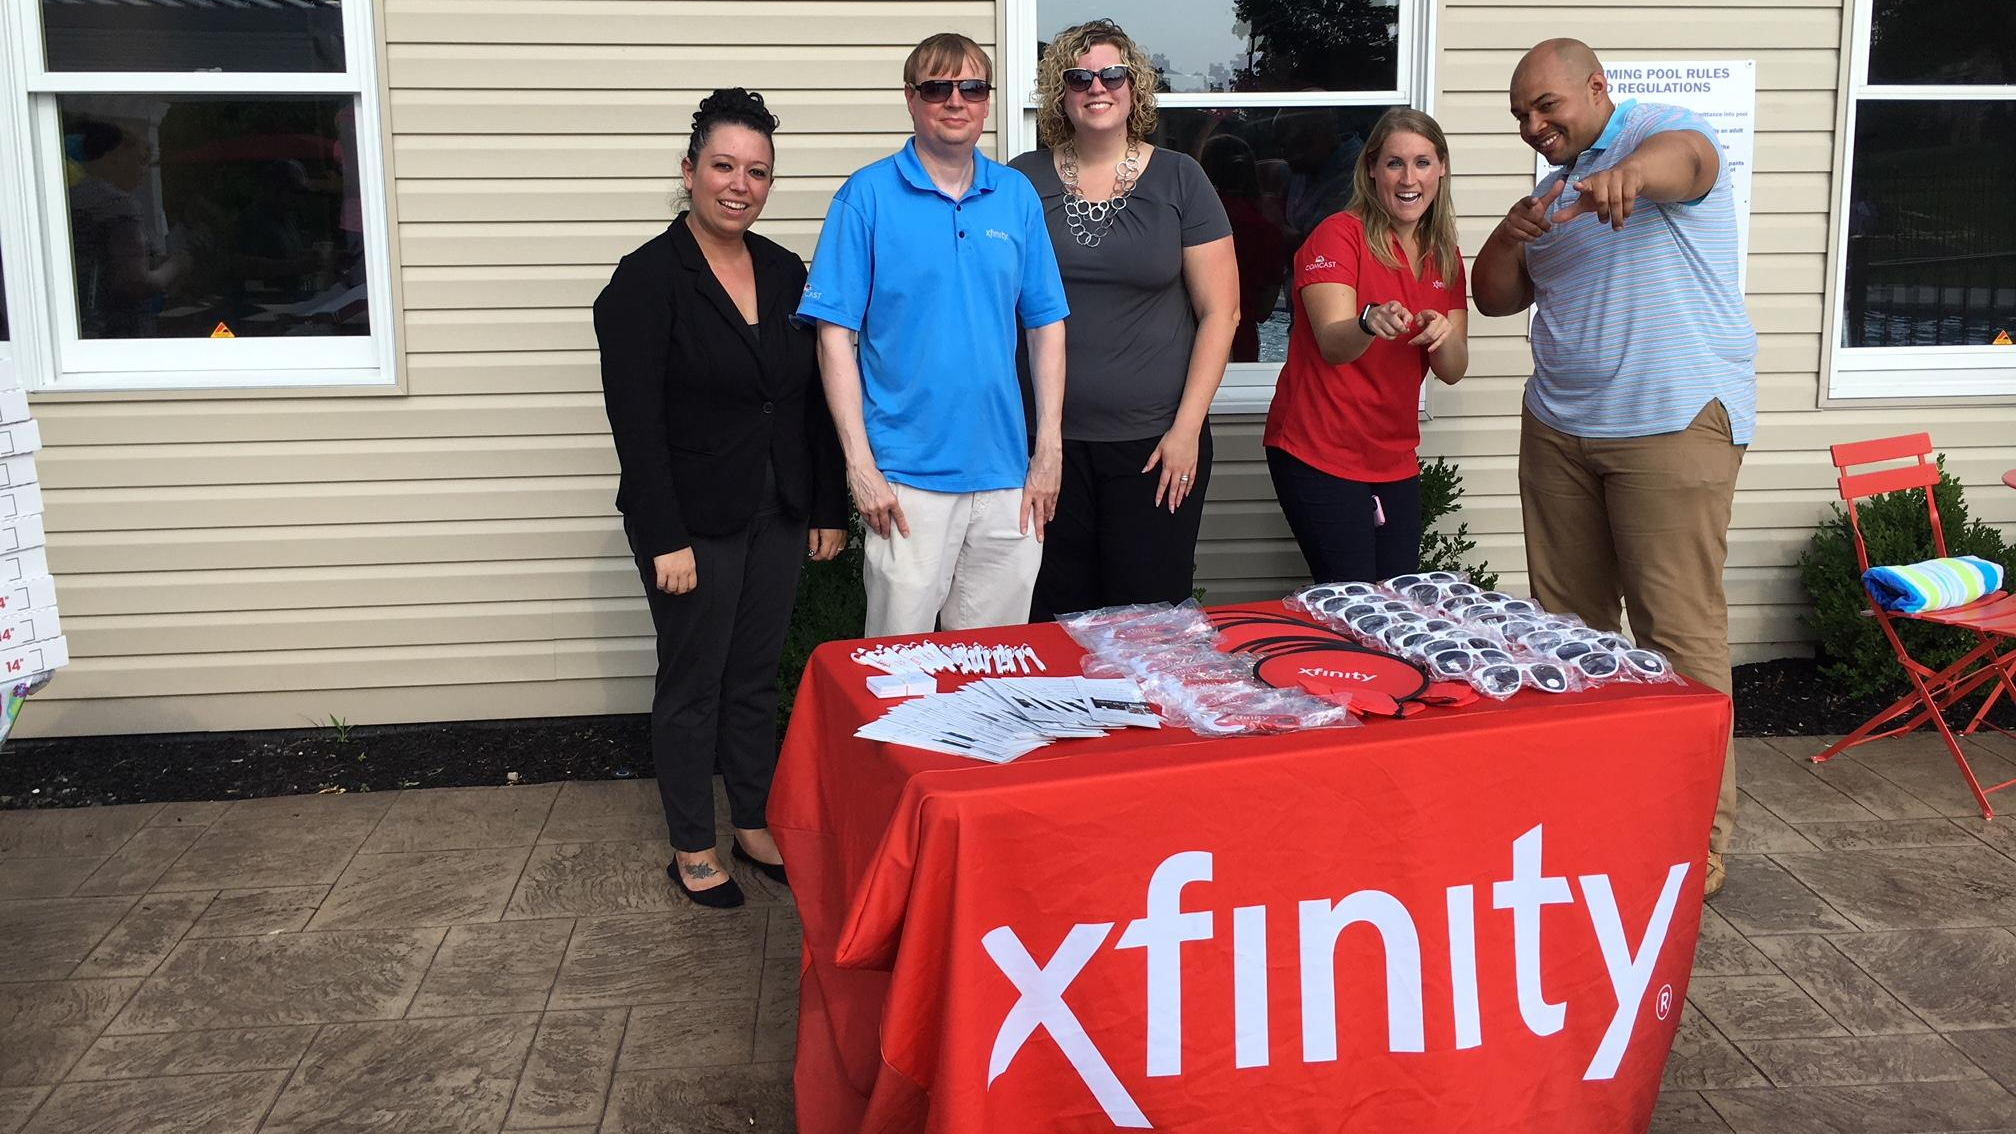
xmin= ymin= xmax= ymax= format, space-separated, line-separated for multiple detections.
xmin=1863 ymin=556 xmax=2006 ymax=614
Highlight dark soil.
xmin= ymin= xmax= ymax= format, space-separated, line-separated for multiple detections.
xmin=5 ymin=657 xmax=2013 ymax=809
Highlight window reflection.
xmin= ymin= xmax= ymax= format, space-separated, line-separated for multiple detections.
xmin=1867 ymin=0 xmax=2013 ymax=85
xmin=1844 ymin=99 xmax=2015 ymax=348
xmin=41 ymin=0 xmax=345 ymax=74
xmin=60 ymin=96 xmax=368 ymax=341
xmin=1159 ymin=105 xmax=1390 ymax=362
xmin=1037 ymin=0 xmax=1400 ymax=93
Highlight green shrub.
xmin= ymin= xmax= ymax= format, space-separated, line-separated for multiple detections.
xmin=1419 ymin=456 xmax=1501 ymax=590
xmin=777 ymin=511 xmax=867 ymax=723
xmin=1797 ymin=456 xmax=2016 ymax=701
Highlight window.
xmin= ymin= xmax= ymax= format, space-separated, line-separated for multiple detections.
xmin=1004 ymin=0 xmax=1432 ymax=412
xmin=0 ymin=242 xmax=12 ymax=389
xmin=0 ymin=0 xmax=395 ymax=390
xmin=1829 ymin=0 xmax=2016 ymax=398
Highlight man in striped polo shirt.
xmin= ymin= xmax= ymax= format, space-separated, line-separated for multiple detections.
xmin=1474 ymin=38 xmax=1757 ymax=899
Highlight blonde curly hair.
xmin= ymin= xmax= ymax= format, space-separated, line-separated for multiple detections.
xmin=1033 ymin=19 xmax=1157 ymax=149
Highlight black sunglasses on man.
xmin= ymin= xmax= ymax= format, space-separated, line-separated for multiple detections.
xmin=910 ymin=78 xmax=993 ymax=103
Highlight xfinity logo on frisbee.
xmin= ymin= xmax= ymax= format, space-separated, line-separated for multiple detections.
xmin=1298 ymin=665 xmax=1376 ymax=683
xmin=981 ymin=825 xmax=1690 ymax=1129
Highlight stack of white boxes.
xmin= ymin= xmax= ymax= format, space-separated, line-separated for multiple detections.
xmin=0 ymin=365 xmax=66 ymax=684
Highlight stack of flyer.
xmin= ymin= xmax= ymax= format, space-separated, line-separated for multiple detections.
xmin=0 ymin=359 xmax=65 ymax=732
xmin=855 ymin=676 xmax=1159 ymax=763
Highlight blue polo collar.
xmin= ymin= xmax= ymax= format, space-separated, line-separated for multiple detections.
xmin=893 ymin=137 xmax=999 ymax=201
xmin=1589 ymin=99 xmax=1638 ymax=153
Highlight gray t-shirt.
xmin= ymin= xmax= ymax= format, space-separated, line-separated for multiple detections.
xmin=1011 ymin=148 xmax=1233 ymax=442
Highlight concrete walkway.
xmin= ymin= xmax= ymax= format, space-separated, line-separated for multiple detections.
xmin=2 ymin=732 xmax=2015 ymax=1134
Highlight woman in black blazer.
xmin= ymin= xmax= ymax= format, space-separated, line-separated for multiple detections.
xmin=594 ymin=89 xmax=846 ymax=908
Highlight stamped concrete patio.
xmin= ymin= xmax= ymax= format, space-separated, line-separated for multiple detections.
xmin=2 ymin=731 xmax=2016 ymax=1134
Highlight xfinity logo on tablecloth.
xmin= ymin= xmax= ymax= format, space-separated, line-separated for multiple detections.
xmin=981 ymin=825 xmax=1691 ymax=1129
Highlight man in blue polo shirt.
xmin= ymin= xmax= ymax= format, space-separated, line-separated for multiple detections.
xmin=1473 ymin=38 xmax=1757 ymax=899
xmin=799 ymin=31 xmax=1069 ymax=637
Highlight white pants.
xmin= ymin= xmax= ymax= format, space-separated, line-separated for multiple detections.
xmin=863 ymin=483 xmax=1042 ymax=637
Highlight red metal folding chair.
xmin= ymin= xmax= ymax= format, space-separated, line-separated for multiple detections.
xmin=1813 ymin=434 xmax=2016 ymax=819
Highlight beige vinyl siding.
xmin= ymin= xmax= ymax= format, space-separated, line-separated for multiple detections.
xmin=20 ymin=0 xmax=992 ymax=737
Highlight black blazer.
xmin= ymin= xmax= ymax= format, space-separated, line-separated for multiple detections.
xmin=594 ymin=214 xmax=846 ymax=559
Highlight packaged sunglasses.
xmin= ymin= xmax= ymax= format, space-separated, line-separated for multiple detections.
xmin=1372 ymin=613 xmax=1433 ymax=650
xmin=1346 ymin=611 xmax=1395 ymax=637
xmin=1553 ymin=643 xmax=1680 ymax=686
xmin=1421 ymin=643 xmax=1515 ymax=677
xmin=1562 ymin=628 xmax=1634 ymax=652
xmin=1293 ymin=581 xmax=1383 ymax=610
xmin=1381 ymin=571 xmax=1481 ymax=608
xmin=1381 ymin=571 xmax=1463 ymax=591
xmin=1495 ymin=615 xmax=1587 ymax=655
xmin=1621 ymin=649 xmax=1681 ymax=683
xmin=1469 ymin=592 xmax=1544 ymax=616
xmin=1566 ymin=651 xmax=1627 ymax=683
xmin=1471 ymin=660 xmax=1584 ymax=700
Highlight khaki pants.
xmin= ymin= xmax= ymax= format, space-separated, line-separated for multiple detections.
xmin=1519 ymin=401 xmax=1746 ymax=855
xmin=864 ymin=483 xmax=1043 ymax=638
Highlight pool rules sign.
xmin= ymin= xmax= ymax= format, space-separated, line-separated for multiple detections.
xmin=1535 ymin=60 xmax=1757 ymax=290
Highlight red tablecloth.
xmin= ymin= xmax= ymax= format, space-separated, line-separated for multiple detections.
xmin=770 ymin=612 xmax=1729 ymax=1134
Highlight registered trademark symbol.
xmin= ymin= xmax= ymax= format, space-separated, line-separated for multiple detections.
xmin=1655 ymin=985 xmax=1674 ymax=1020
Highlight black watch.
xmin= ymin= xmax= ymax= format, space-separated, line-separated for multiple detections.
xmin=1358 ymin=303 xmax=1377 ymax=335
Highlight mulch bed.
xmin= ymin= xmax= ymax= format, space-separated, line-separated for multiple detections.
xmin=4 ymin=657 xmax=2012 ymax=809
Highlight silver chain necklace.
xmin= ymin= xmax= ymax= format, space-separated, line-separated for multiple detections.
xmin=1059 ymin=142 xmax=1141 ymax=247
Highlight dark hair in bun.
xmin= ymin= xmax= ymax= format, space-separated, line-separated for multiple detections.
xmin=686 ymin=88 xmax=780 ymax=169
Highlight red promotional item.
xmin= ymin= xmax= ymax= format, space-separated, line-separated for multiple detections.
xmin=1253 ymin=644 xmax=1428 ymax=700
xmin=771 ymin=614 xmax=1728 ymax=1134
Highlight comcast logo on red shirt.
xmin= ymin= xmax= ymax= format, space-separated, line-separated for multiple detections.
xmin=1304 ymin=253 xmax=1339 ymax=272
xmin=980 ymin=825 xmax=1692 ymax=1129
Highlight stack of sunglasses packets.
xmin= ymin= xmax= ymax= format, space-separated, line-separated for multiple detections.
xmin=1060 ymin=601 xmax=1360 ymax=736
xmin=1483 ymin=616 xmax=1683 ymax=697
xmin=1290 ymin=580 xmax=1456 ymax=665
xmin=1295 ymin=574 xmax=1684 ymax=701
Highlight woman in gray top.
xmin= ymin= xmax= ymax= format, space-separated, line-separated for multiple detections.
xmin=1012 ymin=19 xmax=1239 ymax=621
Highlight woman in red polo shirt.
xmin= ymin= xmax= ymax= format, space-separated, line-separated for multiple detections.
xmin=1264 ymin=107 xmax=1470 ymax=583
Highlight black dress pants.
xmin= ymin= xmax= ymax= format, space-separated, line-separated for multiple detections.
xmin=1030 ymin=427 xmax=1212 ymax=622
xmin=1266 ymin=445 xmax=1423 ymax=584
xmin=627 ymin=504 xmax=807 ymax=853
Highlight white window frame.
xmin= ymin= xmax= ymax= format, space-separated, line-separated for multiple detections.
xmin=1827 ymin=0 xmax=2016 ymax=400
xmin=0 ymin=0 xmax=397 ymax=392
xmin=1001 ymin=0 xmax=1436 ymax=414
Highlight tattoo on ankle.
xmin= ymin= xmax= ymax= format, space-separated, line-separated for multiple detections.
xmin=682 ymin=861 xmax=718 ymax=881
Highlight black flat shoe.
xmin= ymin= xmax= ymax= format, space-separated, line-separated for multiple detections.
xmin=732 ymin=842 xmax=789 ymax=887
xmin=667 ymin=860 xmax=745 ymax=908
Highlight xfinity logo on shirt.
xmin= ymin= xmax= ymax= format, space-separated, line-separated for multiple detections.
xmin=980 ymin=825 xmax=1690 ymax=1129
xmin=986 ymin=228 xmax=1013 ymax=242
